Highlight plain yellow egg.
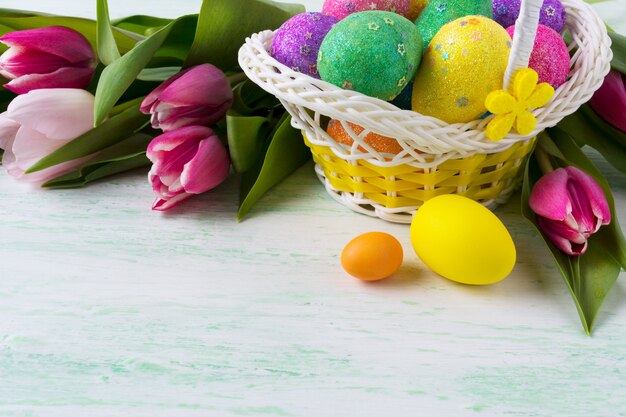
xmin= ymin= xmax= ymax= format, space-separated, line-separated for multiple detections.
xmin=410 ymin=195 xmax=516 ymax=285
xmin=411 ymin=16 xmax=512 ymax=123
xmin=341 ymin=232 xmax=403 ymax=281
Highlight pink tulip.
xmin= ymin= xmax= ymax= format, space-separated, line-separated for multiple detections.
xmin=147 ymin=126 xmax=230 ymax=211
xmin=0 ymin=88 xmax=96 ymax=184
xmin=589 ymin=70 xmax=626 ymax=133
xmin=0 ymin=26 xmax=97 ymax=94
xmin=140 ymin=64 xmax=234 ymax=132
xmin=529 ymin=166 xmax=611 ymax=256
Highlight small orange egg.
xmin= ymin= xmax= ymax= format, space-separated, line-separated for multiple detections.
xmin=341 ymin=232 xmax=403 ymax=281
xmin=327 ymin=119 xmax=404 ymax=154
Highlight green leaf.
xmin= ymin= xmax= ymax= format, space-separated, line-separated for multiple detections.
xmin=0 ymin=12 xmax=137 ymax=54
xmin=93 ymin=15 xmax=196 ymax=125
xmin=26 ymin=104 xmax=148 ymax=173
xmin=226 ymin=113 xmax=270 ymax=173
xmin=230 ymin=79 xmax=281 ymax=116
xmin=112 ymin=15 xmax=171 ymax=36
xmin=184 ymin=0 xmax=304 ymax=70
xmin=42 ymin=133 xmax=152 ymax=189
xmin=137 ymin=66 xmax=181 ymax=82
xmin=96 ymin=0 xmax=121 ymax=65
xmin=237 ymin=113 xmax=311 ymax=220
xmin=521 ymin=131 xmax=625 ymax=334
xmin=557 ymin=105 xmax=626 ymax=174
xmin=609 ymin=31 xmax=626 ymax=74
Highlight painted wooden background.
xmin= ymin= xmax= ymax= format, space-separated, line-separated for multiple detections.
xmin=1 ymin=1 xmax=625 ymax=416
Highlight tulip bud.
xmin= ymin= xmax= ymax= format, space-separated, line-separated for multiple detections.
xmin=0 ymin=88 xmax=96 ymax=183
xmin=529 ymin=166 xmax=611 ymax=256
xmin=140 ymin=64 xmax=234 ymax=132
xmin=0 ymin=26 xmax=97 ymax=94
xmin=147 ymin=126 xmax=230 ymax=211
xmin=589 ymin=70 xmax=626 ymax=133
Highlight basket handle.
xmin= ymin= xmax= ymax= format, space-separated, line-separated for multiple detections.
xmin=503 ymin=0 xmax=543 ymax=90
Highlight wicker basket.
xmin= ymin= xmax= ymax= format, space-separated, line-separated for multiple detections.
xmin=238 ymin=0 xmax=612 ymax=223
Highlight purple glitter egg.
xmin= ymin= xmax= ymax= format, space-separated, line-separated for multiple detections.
xmin=507 ymin=24 xmax=570 ymax=88
xmin=270 ymin=12 xmax=339 ymax=78
xmin=493 ymin=0 xmax=566 ymax=33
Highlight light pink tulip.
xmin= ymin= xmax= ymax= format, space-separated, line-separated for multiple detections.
xmin=147 ymin=126 xmax=230 ymax=211
xmin=529 ymin=166 xmax=611 ymax=256
xmin=589 ymin=70 xmax=626 ymax=133
xmin=0 ymin=26 xmax=97 ymax=94
xmin=140 ymin=64 xmax=233 ymax=132
xmin=0 ymin=88 xmax=95 ymax=184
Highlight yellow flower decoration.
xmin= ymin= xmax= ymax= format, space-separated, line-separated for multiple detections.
xmin=485 ymin=68 xmax=555 ymax=141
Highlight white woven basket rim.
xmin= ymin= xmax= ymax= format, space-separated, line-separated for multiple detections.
xmin=238 ymin=0 xmax=612 ymax=157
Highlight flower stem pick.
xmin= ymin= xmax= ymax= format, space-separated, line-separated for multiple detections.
xmin=485 ymin=68 xmax=554 ymax=141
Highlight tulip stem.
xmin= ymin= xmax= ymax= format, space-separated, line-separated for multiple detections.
xmin=535 ymin=145 xmax=555 ymax=175
xmin=227 ymin=72 xmax=247 ymax=86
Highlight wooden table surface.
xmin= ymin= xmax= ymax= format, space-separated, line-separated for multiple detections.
xmin=1 ymin=1 xmax=625 ymax=416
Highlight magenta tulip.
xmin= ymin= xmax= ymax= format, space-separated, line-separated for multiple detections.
xmin=147 ymin=126 xmax=230 ymax=211
xmin=589 ymin=70 xmax=626 ymax=133
xmin=0 ymin=26 xmax=97 ymax=94
xmin=529 ymin=166 xmax=611 ymax=256
xmin=140 ymin=64 xmax=234 ymax=132
xmin=0 ymin=88 xmax=96 ymax=184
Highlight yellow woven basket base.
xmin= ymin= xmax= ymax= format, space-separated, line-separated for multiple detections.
xmin=304 ymin=135 xmax=537 ymax=209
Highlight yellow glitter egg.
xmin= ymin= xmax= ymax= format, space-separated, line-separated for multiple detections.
xmin=407 ymin=0 xmax=430 ymax=21
xmin=411 ymin=16 xmax=512 ymax=124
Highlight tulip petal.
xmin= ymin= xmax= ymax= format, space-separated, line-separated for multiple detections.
xmin=537 ymin=216 xmax=588 ymax=256
xmin=146 ymin=126 xmax=213 ymax=156
xmin=153 ymin=104 xmax=227 ymax=131
xmin=0 ymin=114 xmax=19 ymax=150
xmin=181 ymin=134 xmax=230 ymax=194
xmin=140 ymin=69 xmax=186 ymax=114
xmin=6 ymin=88 xmax=95 ymax=139
xmin=564 ymin=166 xmax=611 ymax=227
xmin=155 ymin=139 xmax=198 ymax=191
xmin=157 ymin=64 xmax=232 ymax=107
xmin=10 ymin=126 xmax=64 ymax=170
xmin=0 ymin=26 xmax=95 ymax=64
xmin=152 ymin=192 xmax=194 ymax=211
xmin=529 ymin=167 xmax=572 ymax=221
xmin=589 ymin=70 xmax=626 ymax=133
xmin=0 ymin=46 xmax=70 ymax=78
xmin=3 ymin=66 xmax=95 ymax=94
xmin=4 ymin=125 xmax=91 ymax=184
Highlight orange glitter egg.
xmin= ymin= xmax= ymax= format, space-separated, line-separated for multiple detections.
xmin=407 ymin=0 xmax=430 ymax=21
xmin=327 ymin=119 xmax=404 ymax=154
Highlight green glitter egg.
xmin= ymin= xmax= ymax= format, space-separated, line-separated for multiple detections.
xmin=416 ymin=0 xmax=492 ymax=50
xmin=318 ymin=11 xmax=422 ymax=101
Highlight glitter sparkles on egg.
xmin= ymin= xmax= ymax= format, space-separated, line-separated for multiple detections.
xmin=415 ymin=0 xmax=493 ymax=51
xmin=506 ymin=24 xmax=570 ymax=88
xmin=271 ymin=12 xmax=339 ymax=78
xmin=322 ymin=0 xmax=411 ymax=20
xmin=318 ymin=11 xmax=422 ymax=100
xmin=493 ymin=0 xmax=566 ymax=33
xmin=412 ymin=15 xmax=511 ymax=124
xmin=327 ymin=119 xmax=404 ymax=154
